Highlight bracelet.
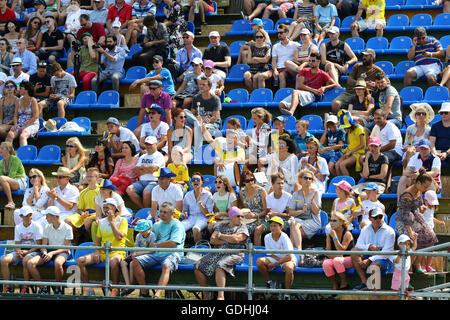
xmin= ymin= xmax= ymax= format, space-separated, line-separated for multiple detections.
xmin=333 ymin=238 xmax=339 ymax=242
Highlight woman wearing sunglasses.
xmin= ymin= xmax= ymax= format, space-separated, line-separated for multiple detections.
xmin=182 ymin=172 xmax=214 ymax=243
xmin=243 ymin=30 xmax=272 ymax=91
xmin=322 ymin=211 xmax=354 ymax=290
xmin=20 ymin=17 xmax=43 ymax=53
xmin=0 ymin=38 xmax=14 ymax=75
xmin=13 ymin=168 xmax=50 ymax=226
xmin=287 ymin=169 xmax=321 ymax=248
xmin=208 ymin=175 xmax=238 ymax=232
xmin=402 ymin=103 xmax=434 ymax=168
xmin=61 ymin=137 xmax=87 ymax=188
xmin=298 ymin=137 xmax=329 ymax=194
xmin=167 ymin=108 xmax=193 ymax=164
xmin=0 ymin=80 xmax=19 ymax=139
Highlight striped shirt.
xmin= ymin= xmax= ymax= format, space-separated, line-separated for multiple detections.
xmin=132 ymin=0 xmax=157 ymax=18
xmin=414 ymin=36 xmax=442 ymax=66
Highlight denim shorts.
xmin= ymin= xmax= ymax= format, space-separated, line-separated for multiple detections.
xmin=131 ymin=180 xmax=158 ymax=196
xmin=6 ymin=251 xmax=41 ymax=265
xmin=135 ymin=253 xmax=180 ymax=273
xmin=363 ymin=255 xmax=394 ymax=274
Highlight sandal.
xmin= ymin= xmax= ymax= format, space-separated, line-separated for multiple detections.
xmin=5 ymin=203 xmax=15 ymax=209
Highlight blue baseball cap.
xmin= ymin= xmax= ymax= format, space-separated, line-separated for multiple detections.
xmin=251 ymin=18 xmax=263 ymax=26
xmin=362 ymin=182 xmax=380 ymax=192
xmin=415 ymin=139 xmax=431 ymax=149
xmin=135 ymin=219 xmax=152 ymax=232
xmin=99 ymin=179 xmax=117 ymax=191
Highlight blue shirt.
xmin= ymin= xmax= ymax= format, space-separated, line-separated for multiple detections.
xmin=314 ymin=3 xmax=338 ymax=23
xmin=146 ymin=68 xmax=176 ymax=95
xmin=175 ymin=46 xmax=203 ymax=72
xmin=101 ymin=46 xmax=127 ymax=76
xmin=152 ymin=218 xmax=186 ymax=258
xmin=293 ymin=131 xmax=314 ymax=152
xmin=326 ymin=128 xmax=345 ymax=147
xmin=12 ymin=50 xmax=37 ymax=75
xmin=132 ymin=0 xmax=156 ymax=18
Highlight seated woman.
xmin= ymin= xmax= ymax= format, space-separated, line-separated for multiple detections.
xmin=172 ymin=58 xmax=203 ymax=109
xmin=4 ymin=20 xmax=20 ymax=53
xmin=208 ymin=175 xmax=239 ymax=232
xmin=167 ymin=108 xmax=193 ymax=164
xmin=288 ymin=0 xmax=316 ymax=40
xmin=243 ymin=30 xmax=272 ymax=91
xmin=194 ymin=206 xmax=249 ymax=300
xmin=347 ymin=79 xmax=375 ymax=128
xmin=0 ymin=80 xmax=19 ymax=140
xmin=189 ymin=0 xmax=215 ymax=25
xmin=182 ymin=172 xmax=214 ymax=243
xmin=236 ymin=19 xmax=271 ymax=65
xmin=5 ymin=82 xmax=39 ymax=147
xmin=109 ymin=141 xmax=139 ymax=196
xmin=287 ymin=169 xmax=322 ymax=248
xmin=20 ymin=17 xmax=42 ymax=53
xmin=13 ymin=168 xmax=50 ymax=226
xmin=87 ymin=139 xmax=115 ymax=180
xmin=244 ymin=107 xmax=272 ymax=172
xmin=322 ymin=211 xmax=354 ymax=290
xmin=62 ymin=137 xmax=87 ymax=189
xmin=298 ymin=137 xmax=329 ymax=194
xmin=0 ymin=141 xmax=28 ymax=209
xmin=402 ymin=103 xmax=434 ymax=168
xmin=285 ymin=28 xmax=318 ymax=76
xmin=0 ymin=38 xmax=14 ymax=75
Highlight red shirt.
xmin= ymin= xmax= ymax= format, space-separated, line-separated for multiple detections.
xmin=0 ymin=7 xmax=16 ymax=23
xmin=298 ymin=68 xmax=331 ymax=90
xmin=76 ymin=22 xmax=107 ymax=43
xmin=107 ymin=3 xmax=132 ymax=24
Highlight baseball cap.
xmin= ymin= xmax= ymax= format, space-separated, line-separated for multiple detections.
xmin=10 ymin=57 xmax=22 ymax=66
xmin=362 ymin=182 xmax=380 ymax=192
xmin=44 ymin=206 xmax=61 ymax=217
xmin=209 ymin=31 xmax=220 ymax=37
xmin=99 ymin=179 xmax=117 ymax=191
xmin=362 ymin=48 xmax=376 ymax=58
xmin=368 ymin=137 xmax=382 ymax=147
xmin=204 ymin=59 xmax=214 ymax=69
xmin=251 ymin=18 xmax=263 ymax=26
xmin=299 ymin=28 xmax=311 ymax=35
xmin=144 ymin=136 xmax=157 ymax=144
xmin=192 ymin=57 xmax=203 ymax=65
xmin=397 ymin=234 xmax=412 ymax=245
xmin=148 ymin=79 xmax=162 ymax=87
xmin=183 ymin=31 xmax=195 ymax=39
xmin=269 ymin=216 xmax=284 ymax=227
xmin=328 ymin=26 xmax=339 ymax=34
xmin=152 ymin=55 xmax=163 ymax=63
xmin=20 ymin=206 xmax=34 ymax=216
xmin=79 ymin=32 xmax=92 ymax=40
xmin=135 ymin=219 xmax=153 ymax=232
xmin=326 ymin=114 xmax=338 ymax=124
xmin=369 ymin=207 xmax=384 ymax=218
xmin=415 ymin=139 xmax=431 ymax=149
xmin=333 ymin=180 xmax=352 ymax=193
xmin=424 ymin=190 xmax=439 ymax=206
xmin=275 ymin=115 xmax=287 ymax=122
xmin=103 ymin=197 xmax=118 ymax=207
xmin=106 ymin=117 xmax=120 ymax=126
xmin=112 ymin=20 xmax=121 ymax=28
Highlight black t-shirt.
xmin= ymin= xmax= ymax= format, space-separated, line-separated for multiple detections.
xmin=29 ymin=73 xmax=51 ymax=94
xmin=367 ymin=153 xmax=389 ymax=183
xmin=202 ymin=44 xmax=231 ymax=73
xmin=350 ymin=95 xmax=375 ymax=111
xmin=42 ymin=29 xmax=64 ymax=48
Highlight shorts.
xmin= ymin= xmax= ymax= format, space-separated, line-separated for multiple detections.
xmin=357 ymin=19 xmax=386 ymax=31
xmin=130 ymin=180 xmax=158 ymax=196
xmin=391 ymin=268 xmax=410 ymax=291
xmin=6 ymin=251 xmax=41 ymax=265
xmin=279 ymin=90 xmax=316 ymax=109
xmin=266 ymin=2 xmax=294 ymax=13
xmin=45 ymin=250 xmax=72 ymax=262
xmin=410 ymin=62 xmax=441 ymax=80
xmin=134 ymin=253 xmax=181 ymax=272
xmin=44 ymin=97 xmax=72 ymax=109
xmin=334 ymin=91 xmax=354 ymax=107
xmin=99 ymin=250 xmax=126 ymax=262
xmin=16 ymin=177 xmax=28 ymax=190
xmin=316 ymin=22 xmax=332 ymax=34
xmin=266 ymin=255 xmax=298 ymax=268
xmin=363 ymin=255 xmax=394 ymax=274
xmin=321 ymin=149 xmax=343 ymax=164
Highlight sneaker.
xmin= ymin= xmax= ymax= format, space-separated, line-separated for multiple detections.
xmin=353 ymin=283 xmax=368 ymax=291
xmin=82 ymin=287 xmax=95 ymax=296
xmin=53 ymin=287 xmax=63 ymax=295
xmin=110 ymin=288 xmax=120 ymax=297
xmin=121 ymin=288 xmax=134 ymax=296
xmin=38 ymin=287 xmax=49 ymax=295
xmin=20 ymin=287 xmax=30 ymax=294
xmin=426 ymin=266 xmax=436 ymax=272
xmin=284 ymin=294 xmax=291 ymax=300
xmin=240 ymin=11 xmax=248 ymax=20
xmin=266 ymin=280 xmax=273 ymax=288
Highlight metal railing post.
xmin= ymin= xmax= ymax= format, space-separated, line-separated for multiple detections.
xmin=247 ymin=242 xmax=253 ymax=300
xmin=104 ymin=241 xmax=111 ymax=297
xmin=400 ymin=245 xmax=407 ymax=300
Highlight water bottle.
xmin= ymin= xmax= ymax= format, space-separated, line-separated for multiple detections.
xmin=274 ymin=76 xmax=279 ymax=87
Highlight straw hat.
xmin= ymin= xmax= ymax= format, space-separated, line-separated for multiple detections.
xmin=409 ymin=103 xmax=435 ymax=124
xmin=43 ymin=119 xmax=57 ymax=132
xmin=51 ymin=167 xmax=74 ymax=178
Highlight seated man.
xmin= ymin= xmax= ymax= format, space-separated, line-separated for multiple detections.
xmin=106 ymin=0 xmax=132 ymax=36
xmin=404 ymin=27 xmax=444 ymax=88
xmin=89 ymin=0 xmax=109 ymax=25
xmin=279 ymin=52 xmax=338 ymax=116
xmin=350 ymin=0 xmax=386 ymax=38
xmin=351 ymin=207 xmax=395 ymax=291
xmin=76 ymin=14 xmax=106 ymax=45
xmin=126 ymin=0 xmax=157 ymax=46
xmin=202 ymin=31 xmax=231 ymax=79
xmin=76 ymin=197 xmax=128 ymax=297
xmin=7 ymin=58 xmax=30 ymax=87
xmin=139 ymin=104 xmax=169 ymax=160
xmin=171 ymin=31 xmax=202 ymax=84
xmin=126 ymin=136 xmax=165 ymax=209
xmin=397 ymin=139 xmax=441 ymax=197
xmin=12 ymin=39 xmax=37 ymax=75
xmin=430 ymin=102 xmax=450 ymax=167
xmin=30 ymin=61 xmax=51 ymax=104
xmin=91 ymin=34 xmax=127 ymax=92
xmin=271 ymin=23 xmax=299 ymax=89
xmin=38 ymin=62 xmax=77 ymax=119
xmin=106 ymin=117 xmax=141 ymax=159
xmin=131 ymin=202 xmax=186 ymax=298
xmin=150 ymin=167 xmax=184 ymax=220
xmin=1 ymin=206 xmax=43 ymax=294
xmin=172 ymin=57 xmax=203 ymax=109
xmin=27 ymin=206 xmax=73 ymax=295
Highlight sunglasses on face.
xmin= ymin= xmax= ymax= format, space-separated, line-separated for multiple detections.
xmin=149 ymin=87 xmax=159 ymax=91
xmin=66 ymin=145 xmax=75 ymax=148
xmin=57 ymin=176 xmax=68 ymax=180
xmin=302 ymin=176 xmax=313 ymax=181
xmin=372 ymin=215 xmax=384 ymax=220
xmin=5 ymin=85 xmax=14 ymax=89
xmin=191 ymin=178 xmax=201 ymax=182
xmin=236 ymin=215 xmax=244 ymax=218
xmin=255 ymin=35 xmax=264 ymax=39
xmin=277 ymin=31 xmax=286 ymax=35
xmin=30 ymin=175 xmax=39 ymax=179
xmin=182 ymin=36 xmax=190 ymax=39
xmin=178 ymin=115 xmax=186 ymax=119
xmin=415 ymin=112 xmax=427 ymax=116
xmin=329 ymin=219 xmax=338 ymax=222
xmin=441 ymin=112 xmax=449 ymax=115
xmin=309 ymin=59 xmax=318 ymax=63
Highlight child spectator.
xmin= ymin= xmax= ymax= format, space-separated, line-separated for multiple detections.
xmin=357 ymin=182 xmax=385 ymax=229
xmin=167 ymin=146 xmax=190 ymax=192
xmin=314 ymin=0 xmax=337 ymax=44
xmin=120 ymin=219 xmax=156 ymax=296
xmin=292 ymin=119 xmax=313 ymax=158
xmin=391 ymin=234 xmax=416 ymax=292
xmin=299 ymin=136 xmax=329 ymax=194
xmin=419 ymin=190 xmax=445 ymax=272
xmin=288 ymin=0 xmax=316 ymax=40
xmin=319 ymin=114 xmax=345 ymax=177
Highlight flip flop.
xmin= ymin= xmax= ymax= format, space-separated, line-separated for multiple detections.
xmin=5 ymin=203 xmax=15 ymax=209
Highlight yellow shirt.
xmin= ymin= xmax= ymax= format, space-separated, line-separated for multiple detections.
xmin=362 ymin=0 xmax=385 ymax=21
xmin=97 ymin=215 xmax=128 ymax=249
xmin=77 ymin=185 xmax=100 ymax=211
xmin=168 ymin=162 xmax=189 ymax=183
xmin=345 ymin=124 xmax=366 ymax=155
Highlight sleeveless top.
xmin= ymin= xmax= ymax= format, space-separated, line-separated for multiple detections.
xmin=297 ymin=3 xmax=315 ymax=32
xmin=0 ymin=51 xmax=11 ymax=75
xmin=329 ymin=230 xmax=354 ymax=254
xmin=333 ymin=198 xmax=355 ymax=222
xmin=28 ymin=30 xmax=41 ymax=49
xmin=17 ymin=97 xmax=38 ymax=128
xmin=297 ymin=43 xmax=318 ymax=61
xmin=249 ymin=44 xmax=270 ymax=73
xmin=325 ymin=40 xmax=347 ymax=66
xmin=242 ymin=186 xmax=264 ymax=214
xmin=171 ymin=126 xmax=189 ymax=149
xmin=1 ymin=98 xmax=15 ymax=124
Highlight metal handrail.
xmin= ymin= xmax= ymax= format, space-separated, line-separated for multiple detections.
xmin=0 ymin=242 xmax=448 ymax=300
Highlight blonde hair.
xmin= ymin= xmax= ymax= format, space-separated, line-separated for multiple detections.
xmin=29 ymin=168 xmax=47 ymax=187
xmin=1 ymin=141 xmax=15 ymax=156
xmin=66 ymin=137 xmax=86 ymax=162
xmin=297 ymin=119 xmax=310 ymax=129
xmin=331 ymin=211 xmax=350 ymax=229
xmin=87 ymin=167 xmax=100 ymax=175
xmin=297 ymin=169 xmax=316 ymax=183
xmin=306 ymin=137 xmax=322 ymax=172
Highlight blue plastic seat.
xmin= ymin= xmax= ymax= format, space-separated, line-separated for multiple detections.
xmin=274 ymin=18 xmax=293 ymax=30
xmin=126 ymin=43 xmax=143 ymax=61
xmin=225 ymin=64 xmax=250 ymax=83
xmin=38 ymin=117 xmax=67 ymax=136
xmin=392 ymin=60 xmax=415 ymax=80
xmin=399 ymin=86 xmax=423 ymax=105
xmin=316 ymin=210 xmax=329 ymax=236
xmin=386 ymin=0 xmax=404 ymax=7
xmin=431 ymin=13 xmax=450 ymax=31
xmin=440 ymin=35 xmax=450 ymax=50
xmin=339 ymin=15 xmax=359 ymax=32
xmin=186 ymin=21 xmax=195 ymax=33
xmin=316 ymin=87 xmax=345 ymax=107
xmin=374 ymin=61 xmax=394 ymax=76
xmin=366 ymin=37 xmax=389 ymax=54
xmin=388 ymin=212 xmax=399 ymax=235
xmin=34 ymin=145 xmax=61 ymax=165
xmin=270 ymin=88 xmax=294 ymax=107
xmin=73 ymin=117 xmax=91 ymax=134
xmin=224 ymin=88 xmax=249 ymax=108
xmin=226 ymin=19 xmax=252 ymax=36
xmin=73 ymin=242 xmax=105 ymax=268
xmin=300 ymin=115 xmax=323 ymax=134
xmin=127 ymin=116 xmax=139 ymax=132
xmin=344 ymin=37 xmax=365 ymax=54
xmin=229 ymin=41 xmax=247 ymax=59
xmin=430 ymin=114 xmax=442 ymax=126
xmin=192 ymin=144 xmax=217 ymax=165
xmin=68 ymin=91 xmax=97 ymax=109
xmin=16 ymin=145 xmax=37 ymax=165
xmin=248 ymin=88 xmax=273 ymax=107
xmin=261 ymin=18 xmax=274 ymax=31
xmin=386 ymin=14 xmax=409 ymax=31
xmin=424 ymin=86 xmax=449 ymax=106
xmin=120 ymin=66 xmax=147 ymax=84
xmin=388 ymin=36 xmax=412 ymax=54
xmin=94 ymin=90 xmax=120 ymax=109
xmin=222 ymin=115 xmax=247 ymax=131
xmin=202 ymin=175 xmax=216 ymax=191
xmin=405 ymin=0 xmax=432 ymax=8
xmin=409 ymin=13 xmax=433 ymax=28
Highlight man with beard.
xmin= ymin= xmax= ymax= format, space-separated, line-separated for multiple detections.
xmin=331 ymin=48 xmax=384 ymax=114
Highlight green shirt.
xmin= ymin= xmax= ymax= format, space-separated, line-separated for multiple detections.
xmin=0 ymin=155 xmax=26 ymax=179
xmin=80 ymin=46 xmax=99 ymax=74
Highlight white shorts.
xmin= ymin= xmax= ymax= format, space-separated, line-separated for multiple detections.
xmin=182 ymin=214 xmax=208 ymax=232
xmin=16 ymin=177 xmax=28 ymax=190
xmin=410 ymin=62 xmax=441 ymax=80
xmin=266 ymin=256 xmax=298 ymax=268
xmin=280 ymin=90 xmax=315 ymax=110
xmin=357 ymin=19 xmax=386 ymax=31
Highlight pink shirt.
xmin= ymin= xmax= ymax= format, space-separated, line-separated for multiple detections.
xmin=111 ymin=157 xmax=139 ymax=182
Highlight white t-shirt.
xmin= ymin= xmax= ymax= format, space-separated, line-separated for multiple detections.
xmin=272 ymin=40 xmax=299 ymax=69
xmin=114 ymin=127 xmax=141 ymax=153
xmin=266 ymin=153 xmax=298 ymax=193
xmin=266 ymin=191 xmax=292 ymax=214
xmin=7 ymin=72 xmax=30 ymax=87
xmin=213 ymin=191 xmax=238 ymax=213
xmin=43 ymin=221 xmax=73 ymax=246
xmin=423 ymin=208 xmax=435 ymax=230
xmin=371 ymin=121 xmax=403 ymax=156
xmin=136 ymin=151 xmax=165 ymax=181
xmin=407 ymin=153 xmax=441 ymax=184
xmin=14 ymin=221 xmax=44 ymax=245
xmin=263 ymin=231 xmax=297 ymax=265
xmin=54 ymin=184 xmax=80 ymax=219
xmin=151 ymin=183 xmax=184 ymax=208
xmin=140 ymin=121 xmax=169 ymax=153
xmin=361 ymin=199 xmax=385 ymax=222
xmin=299 ymin=156 xmax=329 ymax=194
xmin=94 ymin=192 xmax=130 ymax=218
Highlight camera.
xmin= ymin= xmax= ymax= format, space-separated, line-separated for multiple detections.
xmin=92 ymin=43 xmax=104 ymax=49
xmin=72 ymin=40 xmax=81 ymax=52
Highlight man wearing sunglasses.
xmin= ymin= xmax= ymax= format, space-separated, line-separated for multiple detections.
xmin=172 ymin=31 xmax=202 ymax=82
xmin=430 ymin=102 xmax=450 ymax=166
xmin=351 ymin=207 xmax=395 ymax=291
xmin=272 ymin=23 xmax=299 ymax=89
xmin=202 ymin=31 xmax=231 ymax=79
xmin=6 ymin=57 xmax=30 ymax=88
xmin=404 ymin=27 xmax=444 ymax=88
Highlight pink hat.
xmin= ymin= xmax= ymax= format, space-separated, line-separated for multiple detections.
xmin=333 ymin=180 xmax=352 ymax=193
xmin=228 ymin=206 xmax=242 ymax=219
xmin=368 ymin=137 xmax=382 ymax=147
xmin=204 ymin=59 xmax=215 ymax=69
xmin=424 ymin=190 xmax=439 ymax=206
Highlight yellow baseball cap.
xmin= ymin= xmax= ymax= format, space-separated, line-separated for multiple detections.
xmin=269 ymin=216 xmax=284 ymax=227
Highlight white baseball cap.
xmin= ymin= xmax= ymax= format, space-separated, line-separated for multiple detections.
xmin=328 ymin=26 xmax=340 ymax=34
xmin=209 ymin=31 xmax=220 ymax=37
xmin=144 ymin=136 xmax=157 ymax=144
xmin=103 ymin=197 xmax=118 ymax=207
xmin=44 ymin=206 xmax=61 ymax=217
xmin=20 ymin=206 xmax=33 ymax=216
xmin=326 ymin=115 xmax=338 ymax=124
xmin=397 ymin=234 xmax=412 ymax=245
xmin=424 ymin=190 xmax=439 ymax=206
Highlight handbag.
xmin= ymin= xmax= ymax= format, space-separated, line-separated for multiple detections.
xmin=180 ymin=240 xmax=211 ymax=264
